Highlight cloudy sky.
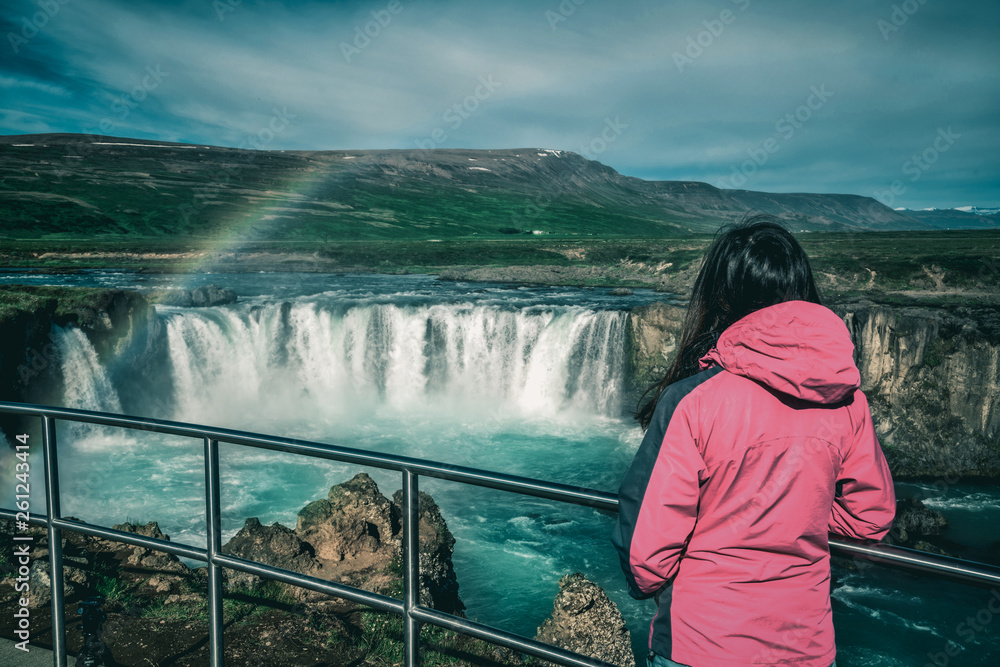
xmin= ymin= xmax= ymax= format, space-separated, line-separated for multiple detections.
xmin=2 ymin=0 xmax=997 ymax=209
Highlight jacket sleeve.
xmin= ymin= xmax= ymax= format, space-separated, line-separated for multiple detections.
xmin=613 ymin=386 xmax=707 ymax=599
xmin=828 ymin=390 xmax=896 ymax=540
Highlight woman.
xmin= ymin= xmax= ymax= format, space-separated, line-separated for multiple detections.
xmin=612 ymin=216 xmax=895 ymax=667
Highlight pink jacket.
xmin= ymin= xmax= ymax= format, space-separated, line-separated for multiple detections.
xmin=613 ymin=301 xmax=895 ymax=666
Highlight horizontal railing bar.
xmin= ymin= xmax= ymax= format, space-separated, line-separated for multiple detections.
xmin=0 ymin=401 xmax=617 ymax=511
xmin=3 ymin=402 xmax=1000 ymax=592
xmin=223 ymin=436 xmax=618 ymax=512
xmin=412 ymin=465 xmax=618 ymax=512
xmin=833 ymin=538 xmax=1000 ymax=587
xmin=213 ymin=553 xmax=404 ymax=614
xmin=412 ymin=606 xmax=620 ymax=667
xmin=0 ymin=507 xmax=48 ymax=527
xmin=6 ymin=510 xmax=998 ymax=594
xmin=51 ymin=518 xmax=208 ymax=561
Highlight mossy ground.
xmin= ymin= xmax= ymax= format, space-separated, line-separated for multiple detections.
xmin=0 ymin=284 xmax=126 ymax=324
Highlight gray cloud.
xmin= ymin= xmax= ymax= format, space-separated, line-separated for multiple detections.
xmin=1 ymin=0 xmax=997 ymax=208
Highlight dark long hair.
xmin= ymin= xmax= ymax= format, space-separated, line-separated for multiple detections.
xmin=636 ymin=215 xmax=821 ymax=430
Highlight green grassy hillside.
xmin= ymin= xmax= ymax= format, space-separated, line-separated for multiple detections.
xmin=0 ymin=134 xmax=929 ymax=242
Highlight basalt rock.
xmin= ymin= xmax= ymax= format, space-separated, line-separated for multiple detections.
xmin=153 ymin=284 xmax=238 ymax=308
xmin=224 ymin=472 xmax=464 ymax=614
xmin=93 ymin=522 xmax=189 ymax=596
xmin=391 ymin=487 xmax=462 ymax=614
xmin=297 ymin=472 xmax=400 ymax=564
xmin=625 ymin=301 xmax=685 ymax=414
xmin=0 ymin=519 xmax=189 ymax=607
xmin=101 ymin=521 xmax=188 ymax=573
xmin=535 ymin=572 xmax=634 ymax=667
xmin=221 ymin=518 xmax=318 ymax=593
xmin=885 ymin=498 xmax=948 ymax=547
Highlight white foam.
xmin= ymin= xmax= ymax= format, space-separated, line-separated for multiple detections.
xmin=920 ymin=493 xmax=996 ymax=512
xmin=501 ymin=544 xmax=549 ymax=561
xmin=833 ymin=583 xmax=920 ymax=605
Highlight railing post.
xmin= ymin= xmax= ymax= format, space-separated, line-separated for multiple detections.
xmin=42 ymin=416 xmax=67 ymax=667
xmin=403 ymin=470 xmax=421 ymax=667
xmin=204 ymin=438 xmax=225 ymax=666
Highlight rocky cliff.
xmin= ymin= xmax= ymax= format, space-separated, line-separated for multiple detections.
xmin=535 ymin=573 xmax=634 ymax=667
xmin=0 ymin=286 xmax=151 ymax=392
xmin=0 ymin=283 xmax=246 ymax=438
xmin=625 ymin=301 xmax=686 ymax=412
xmin=627 ymin=300 xmax=1000 ymax=479
xmin=225 ymin=472 xmax=465 ymax=615
xmin=0 ymin=285 xmax=156 ymax=441
xmin=834 ymin=300 xmax=1000 ymax=478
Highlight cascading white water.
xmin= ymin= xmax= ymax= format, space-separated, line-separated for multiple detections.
xmin=54 ymin=326 xmax=124 ymax=414
xmin=52 ymin=325 xmax=134 ymax=451
xmin=159 ymin=302 xmax=628 ymax=428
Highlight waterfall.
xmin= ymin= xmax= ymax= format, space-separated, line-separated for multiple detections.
xmin=153 ymin=301 xmax=627 ymax=427
xmin=54 ymin=326 xmax=124 ymax=414
xmin=54 ymin=325 xmax=133 ymax=448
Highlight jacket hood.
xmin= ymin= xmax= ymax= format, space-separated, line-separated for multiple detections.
xmin=699 ymin=301 xmax=860 ymax=404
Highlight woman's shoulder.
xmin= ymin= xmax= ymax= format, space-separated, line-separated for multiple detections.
xmin=651 ymin=366 xmax=727 ymax=426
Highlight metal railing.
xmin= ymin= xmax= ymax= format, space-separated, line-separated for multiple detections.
xmin=2 ymin=401 xmax=1000 ymax=667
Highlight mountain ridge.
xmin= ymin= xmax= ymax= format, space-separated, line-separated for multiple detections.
xmin=0 ymin=132 xmax=972 ymax=239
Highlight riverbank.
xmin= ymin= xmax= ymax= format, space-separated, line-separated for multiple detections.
xmin=2 ymin=230 xmax=998 ymax=301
